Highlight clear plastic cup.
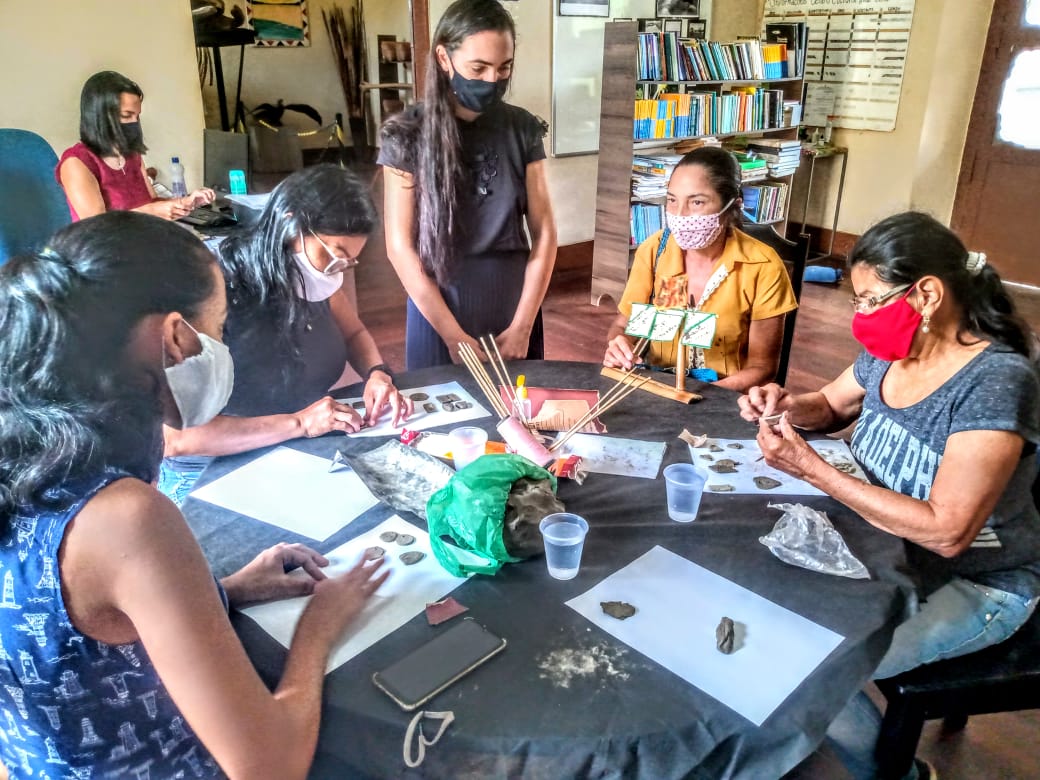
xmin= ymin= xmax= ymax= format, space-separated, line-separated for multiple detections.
xmin=449 ymin=427 xmax=488 ymax=470
xmin=538 ymin=513 xmax=589 ymax=580
xmin=663 ymin=463 xmax=708 ymax=523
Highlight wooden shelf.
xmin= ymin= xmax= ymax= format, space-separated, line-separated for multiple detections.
xmin=360 ymin=82 xmax=415 ymax=91
xmin=591 ymin=21 xmax=805 ymax=307
xmin=633 ymin=125 xmax=798 ymax=150
xmin=636 ymin=77 xmax=803 ymax=86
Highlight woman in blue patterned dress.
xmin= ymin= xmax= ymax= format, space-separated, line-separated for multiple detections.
xmin=0 ymin=212 xmax=388 ymax=778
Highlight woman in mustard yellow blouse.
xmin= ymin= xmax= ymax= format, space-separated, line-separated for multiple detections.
xmin=603 ymin=147 xmax=797 ymax=392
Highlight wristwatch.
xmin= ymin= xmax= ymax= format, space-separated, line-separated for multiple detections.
xmin=366 ymin=363 xmax=394 ymax=382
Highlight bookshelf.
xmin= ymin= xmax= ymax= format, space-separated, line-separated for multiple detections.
xmin=590 ymin=21 xmax=804 ymax=306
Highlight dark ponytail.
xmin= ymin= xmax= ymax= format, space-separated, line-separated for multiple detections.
xmin=380 ymin=0 xmax=515 ymax=286
xmin=0 ymin=212 xmax=217 ymax=520
xmin=848 ymin=211 xmax=1033 ymax=357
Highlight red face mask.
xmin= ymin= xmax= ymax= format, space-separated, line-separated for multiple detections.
xmin=851 ymin=291 xmax=922 ymax=361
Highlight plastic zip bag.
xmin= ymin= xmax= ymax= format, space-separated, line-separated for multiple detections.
xmin=759 ymin=502 xmax=870 ymax=579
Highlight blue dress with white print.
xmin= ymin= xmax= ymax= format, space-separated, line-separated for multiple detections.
xmin=0 ymin=469 xmax=222 ymax=779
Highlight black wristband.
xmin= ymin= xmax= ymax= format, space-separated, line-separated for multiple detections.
xmin=366 ymin=363 xmax=393 ymax=382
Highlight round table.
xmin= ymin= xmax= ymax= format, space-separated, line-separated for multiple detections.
xmin=183 ymin=361 xmax=913 ymax=780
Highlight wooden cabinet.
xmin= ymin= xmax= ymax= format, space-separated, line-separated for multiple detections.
xmin=591 ymin=21 xmax=804 ymax=306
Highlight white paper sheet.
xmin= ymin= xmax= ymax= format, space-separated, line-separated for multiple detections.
xmin=551 ymin=433 xmax=666 ymax=480
xmin=191 ymin=446 xmax=378 ymax=540
xmin=241 ymin=516 xmax=469 ymax=673
xmin=336 ymin=381 xmax=491 ymax=438
xmin=689 ymin=438 xmax=869 ymax=496
xmin=566 ymin=546 xmax=844 ymax=725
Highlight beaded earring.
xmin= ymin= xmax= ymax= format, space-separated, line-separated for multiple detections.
xmin=921 ymin=314 xmax=931 ymax=334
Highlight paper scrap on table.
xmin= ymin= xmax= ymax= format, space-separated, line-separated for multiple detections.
xmin=689 ymin=438 xmax=869 ymax=496
xmin=566 ymin=546 xmax=844 ymax=725
xmin=191 ymin=446 xmax=378 ymax=540
xmin=336 ymin=381 xmax=490 ymax=438
xmin=497 ymin=386 xmax=606 ymax=434
xmin=551 ymin=433 xmax=666 ymax=480
xmin=241 ymin=516 xmax=469 ymax=673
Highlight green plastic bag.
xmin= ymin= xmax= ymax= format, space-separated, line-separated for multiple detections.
xmin=426 ymin=454 xmax=558 ymax=577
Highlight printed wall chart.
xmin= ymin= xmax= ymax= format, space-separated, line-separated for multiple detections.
xmin=765 ymin=0 xmax=915 ymax=132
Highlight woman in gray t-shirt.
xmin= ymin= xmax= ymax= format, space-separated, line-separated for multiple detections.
xmin=739 ymin=211 xmax=1039 ymax=780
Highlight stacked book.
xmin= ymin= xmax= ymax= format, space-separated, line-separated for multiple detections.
xmin=745 ymin=138 xmax=802 ymax=177
xmin=741 ymin=181 xmax=789 ymax=225
xmin=631 ymin=153 xmax=682 ymax=201
xmin=630 ymin=202 xmax=665 ymax=246
xmin=733 ymin=152 xmax=768 ymax=183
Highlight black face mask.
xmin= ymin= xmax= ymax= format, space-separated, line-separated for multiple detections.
xmin=120 ymin=121 xmax=143 ymax=150
xmin=449 ymin=69 xmax=508 ymax=114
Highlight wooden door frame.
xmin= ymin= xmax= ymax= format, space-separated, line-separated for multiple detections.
xmin=951 ymin=0 xmax=1040 ymax=234
xmin=411 ymin=0 xmax=430 ymax=98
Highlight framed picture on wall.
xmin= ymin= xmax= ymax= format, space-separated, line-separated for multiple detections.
xmin=246 ymin=0 xmax=310 ymax=47
xmin=559 ymin=0 xmax=610 ymax=17
xmin=662 ymin=19 xmax=684 ymax=34
xmin=639 ymin=18 xmax=664 ymax=33
xmin=656 ymin=0 xmax=700 ymax=18
xmin=685 ymin=18 xmax=707 ymax=38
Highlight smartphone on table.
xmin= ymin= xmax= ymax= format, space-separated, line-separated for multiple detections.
xmin=372 ymin=618 xmax=506 ymax=711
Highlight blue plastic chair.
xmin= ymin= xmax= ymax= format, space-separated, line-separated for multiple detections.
xmin=0 ymin=129 xmax=70 ymax=265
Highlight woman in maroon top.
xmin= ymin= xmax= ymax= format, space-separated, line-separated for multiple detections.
xmin=57 ymin=71 xmax=214 ymax=221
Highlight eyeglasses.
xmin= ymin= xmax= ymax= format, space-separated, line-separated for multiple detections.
xmin=850 ymin=282 xmax=913 ymax=314
xmin=309 ymin=229 xmax=359 ymax=274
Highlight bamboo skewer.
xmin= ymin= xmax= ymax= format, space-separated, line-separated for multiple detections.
xmin=487 ymin=336 xmax=530 ymax=425
xmin=543 ymin=337 xmax=651 ymax=447
xmin=478 ymin=335 xmax=527 ymax=425
xmin=547 ymin=363 xmax=649 ymax=452
xmin=549 ymin=374 xmax=651 ymax=453
xmin=459 ymin=348 xmax=508 ymax=418
xmin=457 ymin=343 xmax=510 ymax=418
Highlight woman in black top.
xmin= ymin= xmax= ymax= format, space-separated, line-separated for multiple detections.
xmin=160 ymin=164 xmax=410 ymax=503
xmin=379 ymin=0 xmax=558 ymax=370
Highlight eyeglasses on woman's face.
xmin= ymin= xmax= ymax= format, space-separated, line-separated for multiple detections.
xmin=850 ymin=282 xmax=913 ymax=314
xmin=308 ymin=230 xmax=361 ymax=274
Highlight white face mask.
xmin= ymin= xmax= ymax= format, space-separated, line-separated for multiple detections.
xmin=293 ymin=240 xmax=344 ymax=302
xmin=164 ymin=320 xmax=235 ymax=428
xmin=666 ymin=199 xmax=735 ymax=251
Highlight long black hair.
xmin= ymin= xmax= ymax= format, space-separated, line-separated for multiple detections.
xmin=0 ymin=212 xmax=217 ymax=520
xmin=380 ymin=0 xmax=515 ymax=286
xmin=849 ymin=211 xmax=1033 ymax=356
xmin=674 ymin=146 xmax=743 ymax=230
xmin=217 ymin=164 xmax=376 ymax=381
xmin=79 ymin=70 xmax=147 ymax=157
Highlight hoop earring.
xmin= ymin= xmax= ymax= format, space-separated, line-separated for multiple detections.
xmin=921 ymin=314 xmax=931 ymax=334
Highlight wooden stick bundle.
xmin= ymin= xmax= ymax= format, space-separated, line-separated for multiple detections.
xmin=479 ymin=336 xmax=528 ymax=425
xmin=457 ymin=343 xmax=510 ymax=419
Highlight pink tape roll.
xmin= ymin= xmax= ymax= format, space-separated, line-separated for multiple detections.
xmin=497 ymin=417 xmax=554 ymax=467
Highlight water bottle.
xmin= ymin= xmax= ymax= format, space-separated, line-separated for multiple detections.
xmin=170 ymin=157 xmax=187 ymax=198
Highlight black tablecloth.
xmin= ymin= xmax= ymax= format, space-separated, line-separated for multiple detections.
xmin=182 ymin=361 xmax=913 ymax=780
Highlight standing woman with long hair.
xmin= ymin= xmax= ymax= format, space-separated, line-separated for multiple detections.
xmin=379 ymin=0 xmax=558 ymax=369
